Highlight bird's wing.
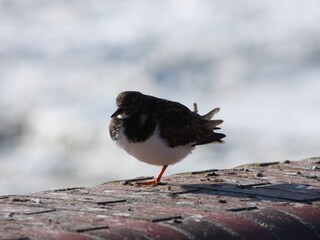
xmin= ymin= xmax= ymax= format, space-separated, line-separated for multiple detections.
xmin=154 ymin=100 xmax=203 ymax=147
xmin=154 ymin=100 xmax=225 ymax=147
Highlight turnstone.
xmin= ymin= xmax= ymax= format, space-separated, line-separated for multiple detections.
xmin=109 ymin=91 xmax=225 ymax=185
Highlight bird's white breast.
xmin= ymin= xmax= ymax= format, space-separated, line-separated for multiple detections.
xmin=116 ymin=124 xmax=195 ymax=166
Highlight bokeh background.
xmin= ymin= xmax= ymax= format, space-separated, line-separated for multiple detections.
xmin=1 ymin=0 xmax=320 ymax=195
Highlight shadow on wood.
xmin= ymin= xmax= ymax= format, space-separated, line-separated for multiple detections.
xmin=0 ymin=157 xmax=319 ymax=239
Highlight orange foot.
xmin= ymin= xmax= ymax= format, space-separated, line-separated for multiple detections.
xmin=137 ymin=179 xmax=159 ymax=186
xmin=137 ymin=165 xmax=168 ymax=186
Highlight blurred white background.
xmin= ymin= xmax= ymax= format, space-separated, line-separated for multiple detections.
xmin=0 ymin=0 xmax=320 ymax=195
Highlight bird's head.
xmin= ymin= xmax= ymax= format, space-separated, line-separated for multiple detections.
xmin=111 ymin=91 xmax=144 ymax=119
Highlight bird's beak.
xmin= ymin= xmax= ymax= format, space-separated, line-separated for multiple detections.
xmin=111 ymin=108 xmax=123 ymax=118
xmin=111 ymin=108 xmax=130 ymax=119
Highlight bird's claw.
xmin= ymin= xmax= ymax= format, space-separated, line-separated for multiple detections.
xmin=136 ymin=179 xmax=159 ymax=186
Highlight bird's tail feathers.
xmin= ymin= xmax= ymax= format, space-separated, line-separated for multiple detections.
xmin=206 ymin=119 xmax=224 ymax=130
xmin=202 ymin=107 xmax=223 ymax=130
xmin=196 ymin=132 xmax=226 ymax=146
xmin=202 ymin=107 xmax=220 ymax=120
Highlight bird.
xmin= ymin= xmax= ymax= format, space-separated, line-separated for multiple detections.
xmin=109 ymin=91 xmax=225 ymax=185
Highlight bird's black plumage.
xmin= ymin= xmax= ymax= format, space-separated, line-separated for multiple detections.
xmin=109 ymin=91 xmax=225 ymax=147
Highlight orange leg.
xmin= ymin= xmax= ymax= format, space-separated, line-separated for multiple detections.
xmin=138 ymin=165 xmax=168 ymax=185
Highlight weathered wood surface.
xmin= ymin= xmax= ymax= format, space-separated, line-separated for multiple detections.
xmin=0 ymin=157 xmax=319 ymax=240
